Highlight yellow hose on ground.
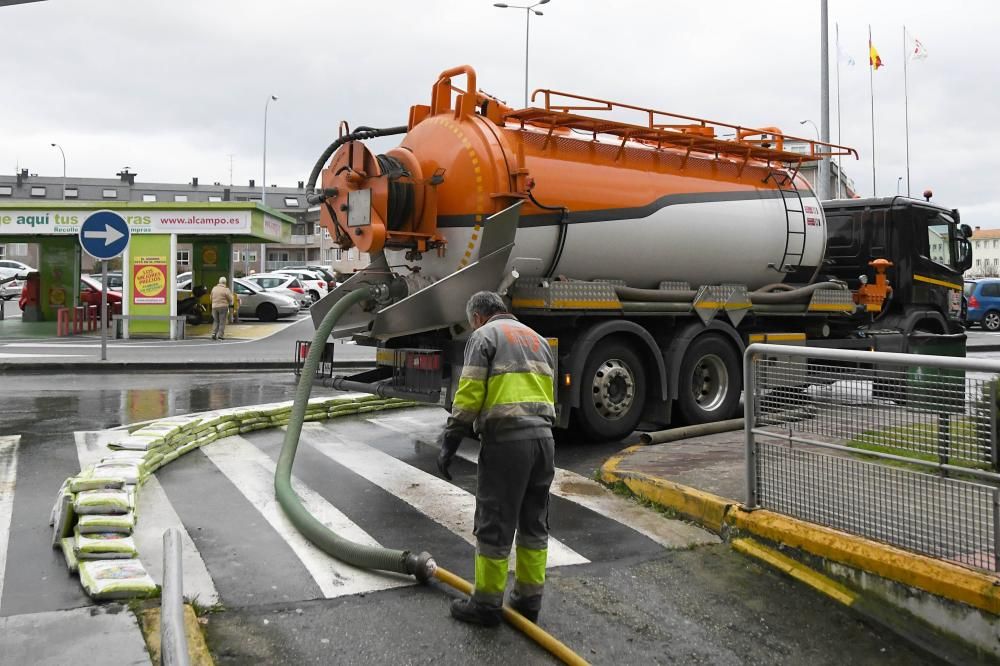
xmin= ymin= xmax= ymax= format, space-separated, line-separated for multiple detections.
xmin=432 ymin=567 xmax=590 ymax=666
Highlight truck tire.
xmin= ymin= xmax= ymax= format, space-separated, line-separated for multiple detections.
xmin=676 ymin=333 xmax=741 ymax=424
xmin=575 ymin=338 xmax=647 ymax=442
xmin=256 ymin=303 xmax=278 ymax=322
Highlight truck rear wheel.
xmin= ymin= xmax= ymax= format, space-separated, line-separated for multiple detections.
xmin=575 ymin=339 xmax=646 ymax=442
xmin=676 ymin=333 xmax=741 ymax=424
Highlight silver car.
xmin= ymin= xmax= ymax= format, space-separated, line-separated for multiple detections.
xmin=232 ymin=278 xmax=300 ymax=322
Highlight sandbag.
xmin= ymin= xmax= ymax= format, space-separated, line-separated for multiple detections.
xmin=74 ymin=489 xmax=130 ymax=515
xmin=77 ymin=513 xmax=135 ymax=535
xmin=51 ymin=487 xmax=76 ymax=547
xmin=92 ymin=461 xmax=142 ymax=485
xmin=69 ymin=468 xmax=126 ymax=493
xmin=74 ymin=529 xmax=138 ymax=560
xmin=61 ymin=537 xmax=79 ymax=573
xmin=78 ymin=559 xmax=157 ymax=599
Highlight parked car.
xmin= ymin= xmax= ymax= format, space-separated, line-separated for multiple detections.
xmin=232 ymin=278 xmax=299 ymax=322
xmin=0 ymin=259 xmax=35 ymax=281
xmin=965 ymin=279 xmax=1000 ymax=331
xmin=1 ymin=273 xmax=27 ymax=300
xmin=274 ymin=268 xmax=328 ymax=302
xmin=87 ymin=271 xmax=124 ymax=290
xmin=280 ymin=264 xmax=338 ymax=290
xmin=79 ymin=275 xmax=124 ymax=309
xmin=176 ymin=271 xmax=192 ymax=285
xmin=244 ymin=273 xmax=312 ymax=309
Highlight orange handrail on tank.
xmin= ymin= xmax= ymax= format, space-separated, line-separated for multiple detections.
xmin=515 ymin=88 xmax=858 ymax=166
xmin=431 ymin=65 xmax=478 ymax=117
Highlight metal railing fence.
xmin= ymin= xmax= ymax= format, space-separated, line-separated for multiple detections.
xmin=743 ymin=343 xmax=1000 ymax=573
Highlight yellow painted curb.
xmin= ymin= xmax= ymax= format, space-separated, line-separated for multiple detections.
xmin=730 ymin=508 xmax=1000 ymax=617
xmin=600 ymin=445 xmax=1000 ymax=618
xmin=611 ymin=469 xmax=731 ymax=533
xmin=137 ymin=604 xmax=214 ymax=666
xmin=731 ymin=537 xmax=858 ymax=607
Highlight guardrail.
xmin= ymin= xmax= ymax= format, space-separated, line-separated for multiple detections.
xmin=743 ymin=343 xmax=1000 ymax=574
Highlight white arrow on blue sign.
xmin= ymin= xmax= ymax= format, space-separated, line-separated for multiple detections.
xmin=79 ymin=210 xmax=130 ymax=260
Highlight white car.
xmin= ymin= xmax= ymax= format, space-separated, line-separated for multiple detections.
xmin=244 ymin=273 xmax=312 ymax=309
xmin=275 ymin=268 xmax=328 ymax=303
xmin=0 ymin=259 xmax=34 ymax=281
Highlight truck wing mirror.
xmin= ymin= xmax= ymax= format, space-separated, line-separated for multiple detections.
xmin=961 ymin=223 xmax=973 ymax=239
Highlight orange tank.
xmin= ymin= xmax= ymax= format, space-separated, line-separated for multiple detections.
xmin=318 ymin=66 xmax=856 ymax=290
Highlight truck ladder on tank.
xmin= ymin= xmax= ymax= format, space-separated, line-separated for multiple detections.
xmin=765 ymin=170 xmax=808 ymax=273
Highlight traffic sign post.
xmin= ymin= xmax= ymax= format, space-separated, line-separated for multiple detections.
xmin=79 ymin=210 xmax=130 ymax=361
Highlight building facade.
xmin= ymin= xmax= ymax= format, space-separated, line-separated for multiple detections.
xmin=965 ymin=227 xmax=1000 ymax=278
xmin=0 ymin=169 xmax=369 ymax=277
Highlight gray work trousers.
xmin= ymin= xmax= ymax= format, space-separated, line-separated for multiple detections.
xmin=473 ymin=436 xmax=555 ymax=602
xmin=212 ymin=307 xmax=229 ymax=338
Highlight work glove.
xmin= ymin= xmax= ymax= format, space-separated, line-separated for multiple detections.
xmin=437 ymin=432 xmax=462 ymax=481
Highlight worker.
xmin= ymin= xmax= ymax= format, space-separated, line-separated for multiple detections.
xmin=437 ymin=291 xmax=556 ymax=626
xmin=210 ymin=276 xmax=233 ymax=340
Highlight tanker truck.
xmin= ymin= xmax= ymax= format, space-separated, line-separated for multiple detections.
xmin=304 ymin=65 xmax=972 ymax=441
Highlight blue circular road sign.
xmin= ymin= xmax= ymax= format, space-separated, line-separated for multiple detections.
xmin=79 ymin=210 xmax=130 ymax=260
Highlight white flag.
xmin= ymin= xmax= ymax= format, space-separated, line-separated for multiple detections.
xmin=909 ymin=33 xmax=928 ymax=60
xmin=837 ymin=44 xmax=856 ymax=66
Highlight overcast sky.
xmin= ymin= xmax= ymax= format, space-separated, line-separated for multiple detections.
xmin=2 ymin=0 xmax=997 ymax=225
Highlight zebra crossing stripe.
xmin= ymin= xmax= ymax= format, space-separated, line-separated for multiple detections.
xmin=74 ymin=431 xmax=220 ymax=605
xmin=201 ymin=435 xmax=411 ymax=598
xmin=133 ymin=477 xmax=221 ymax=607
xmin=298 ymin=423 xmax=589 ymax=567
xmin=0 ymin=436 xmax=19 ymax=613
xmin=366 ymin=414 xmax=718 ymax=550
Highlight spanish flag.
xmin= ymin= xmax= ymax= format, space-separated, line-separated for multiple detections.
xmin=869 ymin=39 xmax=883 ymax=69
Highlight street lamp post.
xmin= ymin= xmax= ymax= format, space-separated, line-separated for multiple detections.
xmin=50 ymin=143 xmax=66 ymax=200
xmin=897 ymin=176 xmax=903 ymax=195
xmin=494 ymin=0 xmax=551 ymax=108
xmin=798 ymin=120 xmax=824 ymax=194
xmin=262 ymin=95 xmax=278 ymax=207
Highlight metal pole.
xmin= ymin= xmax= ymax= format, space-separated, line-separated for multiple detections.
xmin=868 ymin=25 xmax=877 ymax=197
xmin=903 ymin=25 xmax=911 ymax=197
xmin=263 ymin=95 xmax=276 ymax=207
xmin=161 ymin=528 xmax=189 ymax=666
xmin=818 ymin=0 xmax=830 ymax=200
xmin=993 ymin=488 xmax=1000 ymax=574
xmin=51 ymin=143 xmax=66 ymax=200
xmin=989 ymin=380 xmax=998 ymax=472
xmin=743 ymin=348 xmax=758 ymax=507
xmin=524 ymin=7 xmax=531 ymax=108
xmin=835 ymin=22 xmax=843 ymax=199
xmin=100 ymin=261 xmax=108 ymax=361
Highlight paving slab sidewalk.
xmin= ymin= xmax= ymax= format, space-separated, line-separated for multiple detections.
xmin=0 ymin=605 xmax=151 ymax=665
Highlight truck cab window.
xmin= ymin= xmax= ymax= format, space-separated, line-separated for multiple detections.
xmin=926 ymin=223 xmax=952 ymax=266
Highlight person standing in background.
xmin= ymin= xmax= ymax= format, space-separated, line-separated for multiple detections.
xmin=210 ymin=276 xmax=233 ymax=340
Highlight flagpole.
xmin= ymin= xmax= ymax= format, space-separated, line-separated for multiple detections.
xmin=869 ymin=24 xmax=877 ymax=197
xmin=903 ymin=25 xmax=911 ymax=197
xmin=836 ymin=22 xmax=843 ymax=199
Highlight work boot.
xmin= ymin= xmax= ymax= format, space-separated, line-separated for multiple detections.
xmin=450 ymin=598 xmax=501 ymax=627
xmin=211 ymin=334 xmax=216 ymax=340
xmin=508 ymin=590 xmax=542 ymax=623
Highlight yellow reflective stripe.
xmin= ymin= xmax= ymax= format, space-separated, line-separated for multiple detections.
xmin=913 ymin=274 xmax=963 ymax=291
xmin=484 ymin=372 xmax=554 ymax=409
xmin=474 ymin=553 xmax=509 ymax=595
xmin=453 ymin=377 xmax=486 ymax=413
xmin=515 ymin=546 xmax=547 ymax=586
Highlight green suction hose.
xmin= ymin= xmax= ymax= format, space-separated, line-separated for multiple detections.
xmin=274 ymin=285 xmax=432 ymax=579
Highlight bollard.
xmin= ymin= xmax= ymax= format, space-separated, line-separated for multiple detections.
xmin=161 ymin=528 xmax=189 ymax=666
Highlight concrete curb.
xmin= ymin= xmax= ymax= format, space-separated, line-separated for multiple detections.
xmin=599 ymin=452 xmax=1000 ymax=618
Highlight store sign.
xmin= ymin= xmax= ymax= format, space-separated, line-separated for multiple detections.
xmin=0 ymin=210 xmax=250 ymax=235
xmin=132 ymin=256 xmax=168 ymax=305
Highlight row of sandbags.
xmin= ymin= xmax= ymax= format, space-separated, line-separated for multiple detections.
xmin=49 ymin=394 xmax=419 ymax=600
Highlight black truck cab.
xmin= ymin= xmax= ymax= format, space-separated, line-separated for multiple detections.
xmin=821 ymin=196 xmax=972 ymax=336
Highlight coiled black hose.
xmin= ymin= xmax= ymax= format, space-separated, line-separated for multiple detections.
xmin=305 ymin=125 xmax=409 ymax=202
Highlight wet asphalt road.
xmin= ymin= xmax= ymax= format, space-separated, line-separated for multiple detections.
xmin=1 ymin=372 xmax=943 ymax=664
